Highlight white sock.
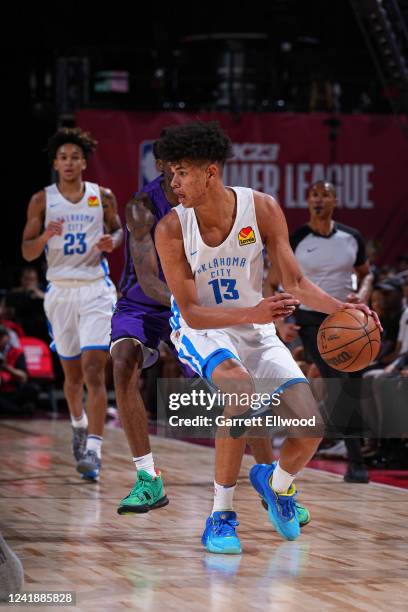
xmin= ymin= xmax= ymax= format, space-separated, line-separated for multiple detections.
xmin=272 ymin=461 xmax=296 ymax=493
xmin=212 ymin=481 xmax=236 ymax=514
xmin=71 ymin=411 xmax=88 ymax=429
xmin=86 ymin=435 xmax=103 ymax=458
xmin=133 ymin=452 xmax=156 ymax=478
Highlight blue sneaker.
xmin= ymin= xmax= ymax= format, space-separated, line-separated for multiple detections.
xmin=249 ymin=463 xmax=300 ymax=541
xmin=258 ymin=462 xmax=310 ymax=527
xmin=76 ymin=450 xmax=101 ymax=481
xmin=201 ymin=511 xmax=242 ymax=554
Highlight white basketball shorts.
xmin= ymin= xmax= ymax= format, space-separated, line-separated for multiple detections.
xmin=44 ymin=278 xmax=117 ymax=359
xmin=171 ymin=322 xmax=306 ymax=388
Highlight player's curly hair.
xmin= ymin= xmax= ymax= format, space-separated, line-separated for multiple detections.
xmin=158 ymin=121 xmax=233 ymax=165
xmin=152 ymin=139 xmax=163 ymax=160
xmin=46 ymin=127 xmax=98 ymax=162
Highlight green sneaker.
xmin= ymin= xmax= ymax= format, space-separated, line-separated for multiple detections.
xmin=117 ymin=470 xmax=169 ymax=515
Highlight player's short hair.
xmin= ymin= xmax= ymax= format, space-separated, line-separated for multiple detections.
xmin=307 ymin=180 xmax=336 ymax=198
xmin=46 ymin=127 xmax=97 ymax=162
xmin=158 ymin=121 xmax=233 ymax=165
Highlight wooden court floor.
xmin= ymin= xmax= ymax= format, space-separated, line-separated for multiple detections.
xmin=1 ymin=419 xmax=408 ymax=611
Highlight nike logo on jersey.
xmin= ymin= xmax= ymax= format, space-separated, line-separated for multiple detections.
xmin=50 ymin=203 xmax=60 ymax=208
xmin=307 ymin=247 xmax=318 ymax=252
xmin=190 ymin=250 xmax=198 ymax=256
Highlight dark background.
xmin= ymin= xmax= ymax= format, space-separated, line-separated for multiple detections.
xmin=2 ymin=0 xmax=407 ymax=282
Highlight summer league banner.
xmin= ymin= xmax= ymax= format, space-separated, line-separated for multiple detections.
xmin=155 ymin=377 xmax=408 ymax=439
xmin=76 ymin=110 xmax=408 ymax=281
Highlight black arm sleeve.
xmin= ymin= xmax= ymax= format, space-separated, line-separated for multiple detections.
xmin=289 ymin=225 xmax=312 ymax=252
xmin=336 ymin=223 xmax=367 ymax=267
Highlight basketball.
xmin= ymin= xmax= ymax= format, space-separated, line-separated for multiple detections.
xmin=317 ymin=308 xmax=381 ymax=372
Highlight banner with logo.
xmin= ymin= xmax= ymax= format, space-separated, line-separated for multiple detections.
xmin=76 ymin=110 xmax=408 ymax=280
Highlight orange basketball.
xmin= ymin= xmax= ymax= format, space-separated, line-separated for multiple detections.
xmin=317 ymin=308 xmax=381 ymax=372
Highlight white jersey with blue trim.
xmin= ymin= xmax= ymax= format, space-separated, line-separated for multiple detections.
xmin=44 ymin=181 xmax=110 ymax=282
xmin=170 ymin=186 xmax=267 ymax=332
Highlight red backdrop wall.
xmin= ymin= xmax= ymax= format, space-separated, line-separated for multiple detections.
xmin=76 ymin=110 xmax=408 ymax=282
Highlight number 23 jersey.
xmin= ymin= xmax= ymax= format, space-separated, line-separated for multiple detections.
xmin=44 ymin=182 xmax=108 ymax=282
xmin=171 ymin=187 xmax=264 ymax=331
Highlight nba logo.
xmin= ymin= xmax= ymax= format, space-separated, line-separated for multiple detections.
xmin=139 ymin=141 xmax=160 ymax=188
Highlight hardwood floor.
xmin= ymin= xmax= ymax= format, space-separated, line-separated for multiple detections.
xmin=1 ymin=419 xmax=408 ymax=611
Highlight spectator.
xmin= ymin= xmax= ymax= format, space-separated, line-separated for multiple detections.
xmin=7 ymin=267 xmax=48 ymax=341
xmin=0 ymin=325 xmax=37 ymax=415
xmin=396 ymin=255 xmax=408 ymax=275
xmin=372 ymin=279 xmax=404 ymax=366
xmin=0 ymin=298 xmax=24 ymax=345
xmin=360 ymin=279 xmax=406 ymax=464
xmin=11 ymin=266 xmax=45 ymax=299
xmin=403 ymin=276 xmax=408 ymax=309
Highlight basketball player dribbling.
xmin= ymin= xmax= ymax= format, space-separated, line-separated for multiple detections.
xmin=155 ymin=121 xmax=381 ymax=553
xmin=112 ymin=141 xmax=311 ymax=517
xmin=22 ymin=128 xmax=123 ymax=481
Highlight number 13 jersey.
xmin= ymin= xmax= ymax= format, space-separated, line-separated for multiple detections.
xmin=171 ymin=187 xmax=264 ymax=332
xmin=44 ymin=181 xmax=108 ymax=282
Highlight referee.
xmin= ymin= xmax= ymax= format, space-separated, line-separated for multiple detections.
xmin=291 ymin=181 xmax=373 ymax=483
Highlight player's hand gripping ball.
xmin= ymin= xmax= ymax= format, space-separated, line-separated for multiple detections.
xmin=317 ymin=308 xmax=381 ymax=372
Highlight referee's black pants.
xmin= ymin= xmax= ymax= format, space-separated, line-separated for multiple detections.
xmin=295 ymin=309 xmax=365 ymax=466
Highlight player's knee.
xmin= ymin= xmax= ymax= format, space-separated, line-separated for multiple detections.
xmin=218 ymin=377 xmax=254 ymax=400
xmin=112 ymin=354 xmax=142 ymax=386
xmin=213 ymin=364 xmax=253 ymax=397
xmin=111 ymin=341 xmax=143 ymax=380
xmin=82 ymin=361 xmax=105 ymax=388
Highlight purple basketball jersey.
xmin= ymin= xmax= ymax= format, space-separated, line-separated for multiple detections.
xmin=118 ymin=175 xmax=171 ymax=313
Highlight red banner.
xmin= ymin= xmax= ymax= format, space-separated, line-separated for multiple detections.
xmin=76 ymin=110 xmax=408 ymax=281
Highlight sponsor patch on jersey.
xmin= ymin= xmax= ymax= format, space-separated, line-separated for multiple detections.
xmin=87 ymin=196 xmax=100 ymax=207
xmin=238 ymin=226 xmax=256 ymax=246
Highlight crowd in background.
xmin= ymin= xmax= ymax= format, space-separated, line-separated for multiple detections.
xmin=1 ymin=239 xmax=408 ymax=470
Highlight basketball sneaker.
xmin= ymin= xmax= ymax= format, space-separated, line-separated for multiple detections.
xmin=117 ymin=470 xmax=169 ymax=514
xmin=258 ymin=462 xmax=311 ymax=527
xmin=76 ymin=450 xmax=101 ymax=481
xmin=249 ymin=463 xmax=300 ymax=540
xmin=201 ymin=511 xmax=242 ymax=554
xmin=71 ymin=426 xmax=87 ymax=462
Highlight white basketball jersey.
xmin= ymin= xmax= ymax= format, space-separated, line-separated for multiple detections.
xmin=44 ymin=182 xmax=109 ymax=282
xmin=171 ymin=187 xmax=265 ymax=331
